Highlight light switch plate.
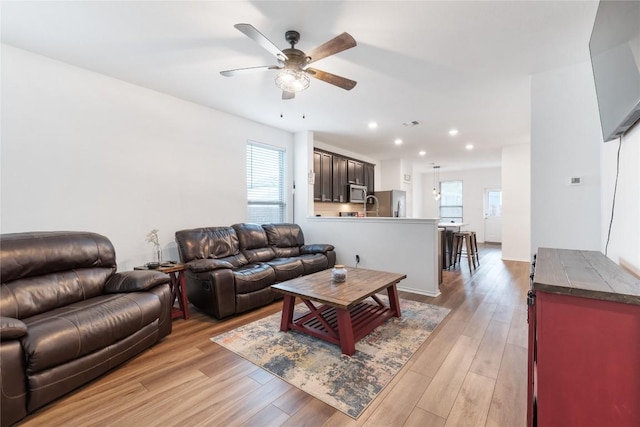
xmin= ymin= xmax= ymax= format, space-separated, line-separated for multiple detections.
xmin=568 ymin=176 xmax=582 ymax=185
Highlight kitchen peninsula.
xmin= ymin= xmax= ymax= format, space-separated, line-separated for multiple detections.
xmin=300 ymin=216 xmax=441 ymax=297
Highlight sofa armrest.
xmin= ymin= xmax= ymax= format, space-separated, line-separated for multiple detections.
xmin=0 ymin=316 xmax=28 ymax=340
xmin=187 ymin=259 xmax=234 ymax=273
xmin=104 ymin=271 xmax=170 ymax=294
xmin=301 ymin=244 xmax=335 ymax=254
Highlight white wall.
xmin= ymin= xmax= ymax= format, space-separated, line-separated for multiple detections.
xmin=600 ymin=124 xmax=640 ymax=273
xmin=1 ymin=45 xmax=293 ymax=270
xmin=530 ymin=59 xmax=602 ymax=253
xmin=301 ymin=217 xmax=440 ymax=297
xmin=502 ymin=144 xmax=531 ymax=262
xmin=378 ymin=158 xmax=413 ymax=215
xmin=380 ymin=159 xmax=402 ymax=190
xmin=419 ymin=167 xmax=502 ymax=243
xmin=313 ymin=139 xmax=381 ymax=191
xmin=293 ymin=131 xmax=314 ymax=224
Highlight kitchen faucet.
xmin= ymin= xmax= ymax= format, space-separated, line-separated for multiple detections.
xmin=363 ymin=195 xmax=379 ymax=217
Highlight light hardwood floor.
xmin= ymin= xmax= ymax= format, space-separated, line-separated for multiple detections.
xmin=19 ymin=244 xmax=530 ymax=427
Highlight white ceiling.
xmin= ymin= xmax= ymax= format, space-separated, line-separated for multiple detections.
xmin=1 ymin=1 xmax=599 ymax=173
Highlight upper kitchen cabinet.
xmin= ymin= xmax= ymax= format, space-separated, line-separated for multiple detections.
xmin=364 ymin=163 xmax=375 ymax=194
xmin=315 ymin=151 xmax=332 ymax=202
xmin=347 ymin=159 xmax=364 ymax=185
xmin=313 ymin=148 xmax=375 ymax=203
xmin=332 ymin=156 xmax=348 ymax=203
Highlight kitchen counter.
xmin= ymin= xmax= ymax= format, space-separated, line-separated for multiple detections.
xmin=312 ymin=216 xmax=439 ymax=222
xmin=300 ymin=216 xmax=441 ymax=297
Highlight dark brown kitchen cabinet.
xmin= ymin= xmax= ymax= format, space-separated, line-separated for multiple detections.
xmin=313 ymin=151 xmax=333 ymax=201
xmin=320 ymin=152 xmax=332 ymax=201
xmin=332 ymin=156 xmax=348 ymax=202
xmin=313 ymin=148 xmax=374 ymax=203
xmin=347 ymin=159 xmax=364 ymax=185
xmin=364 ymin=163 xmax=375 ymax=194
xmin=313 ymin=151 xmax=322 ymax=201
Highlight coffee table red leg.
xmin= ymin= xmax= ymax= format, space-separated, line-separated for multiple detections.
xmin=387 ymin=284 xmax=401 ymax=318
xmin=280 ymin=295 xmax=295 ymax=331
xmin=336 ymin=308 xmax=356 ymax=356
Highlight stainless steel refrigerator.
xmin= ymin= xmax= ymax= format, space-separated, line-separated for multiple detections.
xmin=375 ymin=190 xmax=406 ymax=217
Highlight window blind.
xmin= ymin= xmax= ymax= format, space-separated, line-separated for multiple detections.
xmin=247 ymin=142 xmax=285 ymax=224
xmin=439 ymin=180 xmax=463 ymax=222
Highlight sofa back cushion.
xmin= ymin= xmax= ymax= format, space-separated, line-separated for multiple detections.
xmin=262 ymin=223 xmax=305 ymax=258
xmin=0 ymin=231 xmax=117 ymax=319
xmin=175 ymin=227 xmax=247 ymax=267
xmin=231 ymin=223 xmax=275 ymax=263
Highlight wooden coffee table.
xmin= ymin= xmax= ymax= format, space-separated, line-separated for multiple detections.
xmin=271 ymin=267 xmax=407 ymax=356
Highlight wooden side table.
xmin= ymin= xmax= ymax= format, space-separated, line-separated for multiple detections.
xmin=134 ymin=263 xmax=189 ymax=320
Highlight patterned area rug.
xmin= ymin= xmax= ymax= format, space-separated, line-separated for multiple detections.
xmin=211 ymin=297 xmax=451 ymax=418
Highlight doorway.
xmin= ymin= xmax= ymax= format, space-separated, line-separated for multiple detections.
xmin=484 ymin=189 xmax=502 ymax=243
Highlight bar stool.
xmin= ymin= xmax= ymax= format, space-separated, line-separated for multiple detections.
xmin=452 ymin=231 xmax=477 ymax=273
xmin=469 ymin=231 xmax=480 ymax=267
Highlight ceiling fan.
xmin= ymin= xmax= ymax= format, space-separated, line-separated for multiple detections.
xmin=220 ymin=23 xmax=357 ymax=100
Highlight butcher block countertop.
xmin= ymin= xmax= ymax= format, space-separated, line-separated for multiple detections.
xmin=533 ymin=248 xmax=640 ymax=306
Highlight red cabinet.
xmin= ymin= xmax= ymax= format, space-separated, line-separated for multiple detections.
xmin=528 ymin=248 xmax=640 ymax=427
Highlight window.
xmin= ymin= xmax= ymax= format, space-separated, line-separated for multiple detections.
xmin=439 ymin=180 xmax=463 ymax=222
xmin=246 ymin=142 xmax=286 ymax=224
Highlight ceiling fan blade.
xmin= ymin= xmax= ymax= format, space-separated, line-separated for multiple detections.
xmin=282 ymin=91 xmax=295 ymax=100
xmin=307 ymin=32 xmax=357 ymax=64
xmin=220 ymin=65 xmax=279 ymax=77
xmin=234 ymin=23 xmax=288 ymax=61
xmin=306 ymin=68 xmax=357 ymax=90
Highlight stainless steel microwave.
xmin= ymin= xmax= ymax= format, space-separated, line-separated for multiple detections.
xmin=347 ymin=184 xmax=367 ymax=203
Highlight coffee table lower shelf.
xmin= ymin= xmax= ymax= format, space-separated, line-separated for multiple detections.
xmin=280 ymin=295 xmax=399 ymax=356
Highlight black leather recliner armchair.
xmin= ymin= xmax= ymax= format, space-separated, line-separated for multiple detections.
xmin=0 ymin=231 xmax=173 ymax=427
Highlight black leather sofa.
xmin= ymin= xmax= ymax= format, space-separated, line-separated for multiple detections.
xmin=175 ymin=223 xmax=336 ymax=319
xmin=0 ymin=231 xmax=173 ymax=427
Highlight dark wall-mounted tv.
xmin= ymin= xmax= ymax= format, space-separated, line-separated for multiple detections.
xmin=589 ymin=0 xmax=640 ymax=142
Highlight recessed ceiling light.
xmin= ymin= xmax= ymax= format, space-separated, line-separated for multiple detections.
xmin=394 ymin=138 xmax=403 ymax=145
xmin=419 ymin=150 xmax=426 ymax=156
xmin=368 ymin=122 xmax=378 ymax=129
xmin=449 ymin=129 xmax=459 ymax=136
xmin=465 ymin=144 xmax=474 ymax=150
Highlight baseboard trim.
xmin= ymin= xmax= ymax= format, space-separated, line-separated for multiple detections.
xmin=397 ymin=285 xmax=441 ymax=298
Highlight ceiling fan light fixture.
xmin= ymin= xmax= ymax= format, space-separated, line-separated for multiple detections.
xmin=275 ymin=68 xmax=310 ymax=93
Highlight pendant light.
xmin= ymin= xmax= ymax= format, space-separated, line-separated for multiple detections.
xmin=432 ymin=165 xmax=441 ymax=201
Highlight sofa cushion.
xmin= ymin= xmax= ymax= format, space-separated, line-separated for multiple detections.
xmin=232 ymin=224 xmax=276 ymax=263
xmin=272 ymin=246 xmax=301 ymax=258
xmin=104 ymin=271 xmax=170 ymax=293
xmin=218 ymin=253 xmax=250 ymax=268
xmin=1 ymin=268 xmax=115 ymax=320
xmin=22 ymin=293 xmax=161 ymax=374
xmin=175 ymin=227 xmax=241 ymax=262
xmin=187 ymin=259 xmax=234 ymax=273
xmin=232 ymin=223 xmax=269 ymax=249
xmin=0 ymin=231 xmax=116 ymax=284
xmin=262 ymin=223 xmax=305 ymax=248
xmin=264 ymin=258 xmax=304 ymax=282
xmin=232 ymin=264 xmax=276 ymax=294
xmin=297 ymin=253 xmax=329 ymax=275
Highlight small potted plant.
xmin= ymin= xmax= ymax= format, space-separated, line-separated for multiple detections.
xmin=145 ymin=229 xmax=162 ymax=269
